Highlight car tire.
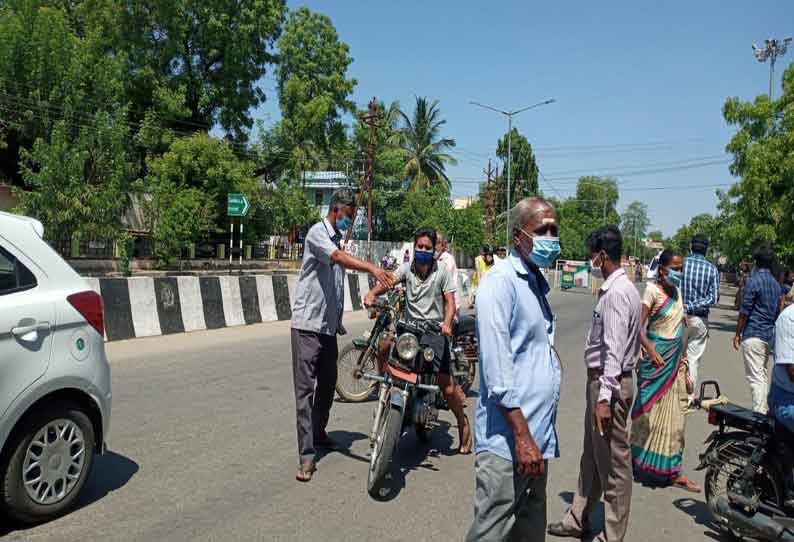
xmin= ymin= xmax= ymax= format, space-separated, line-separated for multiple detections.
xmin=0 ymin=401 xmax=96 ymax=525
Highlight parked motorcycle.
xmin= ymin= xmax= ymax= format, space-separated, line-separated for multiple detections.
xmin=695 ymin=380 xmax=794 ymax=541
xmin=335 ymin=291 xmax=478 ymax=402
xmin=361 ymin=318 xmax=448 ymax=497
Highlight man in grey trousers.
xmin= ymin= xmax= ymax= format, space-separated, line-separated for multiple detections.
xmin=290 ymin=188 xmax=394 ymax=482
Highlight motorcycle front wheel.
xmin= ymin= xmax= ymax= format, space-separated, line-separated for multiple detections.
xmin=368 ymin=406 xmax=402 ymax=498
xmin=336 ymin=343 xmax=377 ymax=402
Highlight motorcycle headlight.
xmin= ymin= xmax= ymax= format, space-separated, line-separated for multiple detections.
xmin=423 ymin=347 xmax=435 ymax=362
xmin=395 ymin=333 xmax=419 ymax=361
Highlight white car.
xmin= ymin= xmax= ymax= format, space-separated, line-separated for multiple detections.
xmin=646 ymin=250 xmax=664 ymax=282
xmin=0 ymin=211 xmax=111 ymax=524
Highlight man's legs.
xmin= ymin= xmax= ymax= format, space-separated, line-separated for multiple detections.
xmin=467 ymin=452 xmax=548 ymax=542
xmin=601 ymin=378 xmax=634 ymax=542
xmin=686 ymin=316 xmax=709 ymax=402
xmin=742 ymin=338 xmax=771 ymax=414
xmin=438 ymin=372 xmax=471 ymax=452
xmin=291 ymin=329 xmax=322 ymax=464
xmin=312 ymin=334 xmax=338 ymax=442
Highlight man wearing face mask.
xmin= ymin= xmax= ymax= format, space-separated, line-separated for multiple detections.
xmin=291 ymin=188 xmax=395 ymax=483
xmin=435 ymin=231 xmax=461 ymax=314
xmin=467 ymin=198 xmax=562 ymax=542
xmin=549 ymin=225 xmax=642 ymax=542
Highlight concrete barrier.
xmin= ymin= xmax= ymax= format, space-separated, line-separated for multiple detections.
xmin=84 ymin=270 xmax=473 ymax=341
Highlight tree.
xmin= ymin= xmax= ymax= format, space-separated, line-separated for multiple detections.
xmin=721 ymin=63 xmax=794 ymax=265
xmin=385 ymin=184 xmax=453 ymax=241
xmin=493 ymin=128 xmax=539 ymax=210
xmin=551 ymin=177 xmax=620 ymax=261
xmin=257 ymin=180 xmax=319 ymax=239
xmin=666 ymin=213 xmax=720 ymax=257
xmin=276 ymin=6 xmax=356 ymax=175
xmin=621 ymin=201 xmax=650 ymax=240
xmin=448 ymin=201 xmax=485 ymax=257
xmin=648 ymin=230 xmax=664 ymax=242
xmin=396 ymin=96 xmax=457 ymax=191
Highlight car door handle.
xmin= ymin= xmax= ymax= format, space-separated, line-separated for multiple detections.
xmin=11 ymin=322 xmax=52 ymax=338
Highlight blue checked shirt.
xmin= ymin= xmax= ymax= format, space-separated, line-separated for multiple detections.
xmin=740 ymin=268 xmax=782 ymax=344
xmin=682 ymin=253 xmax=720 ymax=317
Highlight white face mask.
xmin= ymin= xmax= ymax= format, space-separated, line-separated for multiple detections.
xmin=590 ymin=253 xmax=604 ymax=279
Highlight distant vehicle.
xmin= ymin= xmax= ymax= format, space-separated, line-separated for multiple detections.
xmin=0 ymin=212 xmax=111 ymax=524
xmin=646 ymin=250 xmax=664 ymax=282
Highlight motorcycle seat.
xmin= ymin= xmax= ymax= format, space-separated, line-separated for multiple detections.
xmin=454 ymin=314 xmax=476 ymax=336
xmin=710 ymin=403 xmax=775 ymax=434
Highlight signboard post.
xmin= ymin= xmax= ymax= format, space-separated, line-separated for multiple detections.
xmin=227 ymin=194 xmax=250 ymax=267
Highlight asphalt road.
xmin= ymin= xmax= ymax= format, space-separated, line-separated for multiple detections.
xmin=3 ymin=284 xmax=753 ymax=542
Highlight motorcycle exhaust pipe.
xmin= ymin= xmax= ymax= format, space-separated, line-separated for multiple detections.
xmin=710 ymin=496 xmax=794 ymax=541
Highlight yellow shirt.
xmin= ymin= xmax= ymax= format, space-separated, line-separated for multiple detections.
xmin=642 ymin=282 xmax=684 ymax=339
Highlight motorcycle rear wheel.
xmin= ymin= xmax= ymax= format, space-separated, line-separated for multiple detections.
xmin=336 ymin=343 xmax=377 ymax=402
xmin=368 ymin=407 xmax=402 ymax=498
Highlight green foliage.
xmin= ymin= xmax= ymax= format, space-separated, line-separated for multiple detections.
xmin=621 ymin=201 xmax=650 ymax=239
xmin=258 ymin=180 xmax=319 ymax=238
xmin=385 ymin=184 xmax=452 ymax=240
xmin=719 ymin=63 xmax=794 ymax=266
xmin=396 ymin=96 xmax=457 ymax=190
xmin=448 ymin=201 xmax=485 ymax=257
xmin=14 ymin=112 xmax=133 ymax=243
xmin=276 ymin=6 xmax=356 ymax=176
xmin=665 ymin=213 xmax=721 ymax=258
xmin=492 ymin=128 xmax=539 ymax=213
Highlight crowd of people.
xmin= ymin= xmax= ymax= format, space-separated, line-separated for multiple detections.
xmin=287 ymin=187 xmax=794 ymax=540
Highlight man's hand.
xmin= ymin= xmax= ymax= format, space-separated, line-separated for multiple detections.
xmin=515 ymin=434 xmax=544 ymax=477
xmin=733 ymin=334 xmax=742 ymax=351
xmin=364 ymin=292 xmax=377 ymax=307
xmin=441 ymin=321 xmax=453 ymax=337
xmin=372 ymin=268 xmax=395 ymax=289
xmin=593 ymin=400 xmax=612 ymax=437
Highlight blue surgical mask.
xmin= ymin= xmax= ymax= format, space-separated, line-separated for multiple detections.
xmin=414 ymin=249 xmax=434 ymax=265
xmin=666 ymin=269 xmax=682 ymax=288
xmin=524 ymin=231 xmax=561 ymax=268
xmin=335 ymin=215 xmax=352 ymax=231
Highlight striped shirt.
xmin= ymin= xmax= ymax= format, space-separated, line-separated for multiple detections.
xmin=682 ymin=253 xmax=720 ymax=317
xmin=740 ymin=268 xmax=782 ymax=344
xmin=584 ymin=268 xmax=643 ymax=402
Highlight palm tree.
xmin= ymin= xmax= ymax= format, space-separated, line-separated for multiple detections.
xmin=394 ymin=97 xmax=457 ymax=191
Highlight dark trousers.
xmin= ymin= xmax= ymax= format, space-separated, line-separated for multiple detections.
xmin=291 ymin=328 xmax=338 ymax=463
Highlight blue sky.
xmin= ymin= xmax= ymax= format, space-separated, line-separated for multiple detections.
xmin=253 ymin=1 xmax=794 ymax=236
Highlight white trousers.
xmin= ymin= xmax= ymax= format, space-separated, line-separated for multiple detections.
xmin=686 ymin=315 xmax=709 ymax=399
xmin=741 ymin=337 xmax=771 ymax=414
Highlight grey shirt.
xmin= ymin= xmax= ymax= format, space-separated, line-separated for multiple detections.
xmin=396 ymin=262 xmax=456 ymax=323
xmin=291 ymin=219 xmax=345 ymax=336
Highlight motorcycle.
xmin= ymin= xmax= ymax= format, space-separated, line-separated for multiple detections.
xmin=335 ymin=290 xmax=478 ymax=402
xmin=360 ymin=317 xmax=448 ymax=497
xmin=695 ymin=380 xmax=794 ymax=541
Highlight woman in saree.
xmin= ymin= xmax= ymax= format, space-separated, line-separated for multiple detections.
xmin=630 ymin=249 xmax=701 ymax=492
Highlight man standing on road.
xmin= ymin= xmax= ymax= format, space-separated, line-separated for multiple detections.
xmin=290 ymin=188 xmax=394 ymax=482
xmin=549 ymin=225 xmax=642 ymax=542
xmin=467 ymin=198 xmax=562 ymax=542
xmin=436 ymin=231 xmax=461 ymax=315
xmin=681 ymin=234 xmax=720 ymax=404
xmin=733 ymin=245 xmax=782 ymax=413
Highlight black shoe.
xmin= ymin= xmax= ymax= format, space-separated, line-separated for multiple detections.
xmin=547 ymin=521 xmax=587 ymax=539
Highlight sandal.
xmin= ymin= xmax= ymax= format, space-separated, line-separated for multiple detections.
xmin=459 ymin=414 xmax=473 ymax=455
xmin=673 ymin=475 xmax=701 ymax=493
xmin=295 ymin=461 xmax=316 ymax=483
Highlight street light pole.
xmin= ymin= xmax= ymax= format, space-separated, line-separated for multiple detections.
xmin=470 ymin=98 xmax=555 ymax=244
xmin=753 ymin=37 xmax=792 ymax=99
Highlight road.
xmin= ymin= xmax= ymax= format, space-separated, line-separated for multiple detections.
xmin=3 ymin=284 xmax=751 ymax=542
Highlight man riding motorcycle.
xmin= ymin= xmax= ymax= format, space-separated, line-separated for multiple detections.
xmin=364 ymin=228 xmax=473 ymax=455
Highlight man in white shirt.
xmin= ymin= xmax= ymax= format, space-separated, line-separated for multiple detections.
xmin=768 ymin=303 xmax=794 ymax=510
xmin=436 ymin=231 xmax=461 ymax=314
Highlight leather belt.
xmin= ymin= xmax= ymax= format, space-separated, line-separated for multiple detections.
xmin=587 ymin=367 xmax=633 ymax=382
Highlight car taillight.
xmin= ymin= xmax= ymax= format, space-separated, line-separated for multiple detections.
xmin=708 ymin=409 xmax=719 ymax=426
xmin=67 ymin=291 xmax=105 ymax=337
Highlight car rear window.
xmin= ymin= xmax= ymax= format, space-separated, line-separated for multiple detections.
xmin=0 ymin=246 xmax=37 ymax=295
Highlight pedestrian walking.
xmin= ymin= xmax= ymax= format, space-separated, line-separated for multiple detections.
xmin=548 ymin=225 xmax=642 ymax=542
xmin=436 ymin=231 xmax=460 ymax=314
xmin=681 ymin=234 xmax=720 ymax=404
xmin=290 ymin=188 xmax=394 ymax=482
xmin=466 ymin=198 xmax=562 ymax=542
xmin=733 ymin=245 xmax=782 ymax=414
xmin=630 ymin=249 xmax=700 ymax=493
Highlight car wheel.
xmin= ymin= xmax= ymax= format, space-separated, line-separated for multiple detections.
xmin=0 ymin=401 xmax=95 ymax=524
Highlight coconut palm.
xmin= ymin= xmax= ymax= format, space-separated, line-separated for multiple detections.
xmin=394 ymin=96 xmax=457 ymax=191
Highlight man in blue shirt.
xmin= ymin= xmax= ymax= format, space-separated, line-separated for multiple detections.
xmin=734 ymin=245 xmax=782 ymax=413
xmin=767 ymin=303 xmax=794 ymax=509
xmin=681 ymin=234 xmax=720 ymax=404
xmin=466 ymin=198 xmax=562 ymax=542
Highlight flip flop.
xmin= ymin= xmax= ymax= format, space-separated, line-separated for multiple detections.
xmin=459 ymin=414 xmax=473 ymax=455
xmin=673 ymin=476 xmax=701 ymax=493
xmin=295 ymin=461 xmax=316 ymax=483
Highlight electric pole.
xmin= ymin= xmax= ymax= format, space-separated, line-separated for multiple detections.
xmin=483 ymin=159 xmax=495 ymax=242
xmin=347 ymin=97 xmax=381 ymax=262
xmin=753 ymin=37 xmax=792 ymax=99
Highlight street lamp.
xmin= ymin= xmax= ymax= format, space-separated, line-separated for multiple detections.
xmin=752 ymin=37 xmax=792 ymax=99
xmin=470 ymin=98 xmax=555 ymax=243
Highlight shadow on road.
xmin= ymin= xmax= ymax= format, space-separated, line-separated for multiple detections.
xmin=557 ymin=491 xmax=605 ymax=539
xmin=0 ymin=450 xmax=138 ymax=536
xmin=317 ymin=430 xmax=370 ymax=464
xmin=673 ymin=497 xmax=725 ymax=541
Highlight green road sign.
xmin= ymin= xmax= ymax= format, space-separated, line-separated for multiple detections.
xmin=227 ymin=193 xmax=250 ymax=217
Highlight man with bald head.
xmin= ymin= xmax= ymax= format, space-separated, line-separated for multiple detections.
xmin=467 ymin=197 xmax=563 ymax=541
